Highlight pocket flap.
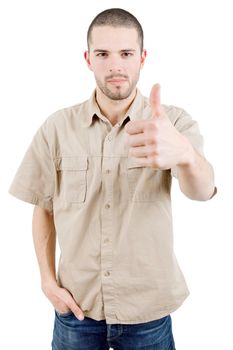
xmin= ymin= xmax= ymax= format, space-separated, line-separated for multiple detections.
xmin=127 ymin=157 xmax=145 ymax=169
xmin=55 ymin=156 xmax=88 ymax=171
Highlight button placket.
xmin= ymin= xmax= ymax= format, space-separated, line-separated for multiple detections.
xmin=100 ymin=129 xmax=116 ymax=319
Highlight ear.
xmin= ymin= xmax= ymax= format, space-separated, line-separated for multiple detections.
xmin=84 ymin=51 xmax=92 ymax=71
xmin=140 ymin=49 xmax=147 ymax=69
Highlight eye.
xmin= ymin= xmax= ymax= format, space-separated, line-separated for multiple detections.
xmin=96 ymin=52 xmax=108 ymax=58
xmin=122 ymin=52 xmax=133 ymax=57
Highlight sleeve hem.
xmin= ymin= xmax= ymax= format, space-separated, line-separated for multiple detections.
xmin=208 ymin=186 xmax=217 ymax=200
xmin=8 ymin=187 xmax=53 ymax=212
xmin=171 ymin=166 xmax=178 ymax=178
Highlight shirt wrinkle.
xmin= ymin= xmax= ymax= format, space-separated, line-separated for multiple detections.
xmin=9 ymin=89 xmax=206 ymax=324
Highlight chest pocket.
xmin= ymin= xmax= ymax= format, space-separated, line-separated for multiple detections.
xmin=127 ymin=157 xmax=161 ymax=202
xmin=56 ymin=156 xmax=88 ymax=203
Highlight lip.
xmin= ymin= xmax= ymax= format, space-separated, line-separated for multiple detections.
xmin=107 ymin=79 xmax=127 ymax=84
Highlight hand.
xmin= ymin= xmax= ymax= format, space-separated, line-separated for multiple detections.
xmin=42 ymin=281 xmax=85 ymax=321
xmin=125 ymin=84 xmax=193 ymax=169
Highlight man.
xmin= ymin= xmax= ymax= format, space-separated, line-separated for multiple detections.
xmin=9 ymin=8 xmax=216 ymax=350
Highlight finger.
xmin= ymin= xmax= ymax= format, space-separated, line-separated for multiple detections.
xmin=67 ymin=296 xmax=85 ymax=321
xmin=129 ymin=145 xmax=153 ymax=158
xmin=124 ymin=120 xmax=146 ymax=135
xmin=61 ymin=289 xmax=85 ymax=321
xmin=54 ymin=302 xmax=71 ymax=314
xmin=130 ymin=156 xmax=152 ymax=167
xmin=127 ymin=133 xmax=146 ymax=147
xmin=150 ymin=84 xmax=162 ymax=118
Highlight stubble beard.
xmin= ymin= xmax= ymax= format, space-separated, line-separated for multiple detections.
xmin=95 ymin=73 xmax=139 ymax=101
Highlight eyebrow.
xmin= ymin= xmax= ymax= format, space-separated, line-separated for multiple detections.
xmin=93 ymin=49 xmax=136 ymax=53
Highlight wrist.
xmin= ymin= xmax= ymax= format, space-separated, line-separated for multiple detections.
xmin=177 ymin=136 xmax=196 ymax=167
xmin=41 ymin=278 xmax=58 ymax=295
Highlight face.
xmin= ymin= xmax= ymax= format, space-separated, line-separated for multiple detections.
xmin=85 ymin=26 xmax=146 ymax=101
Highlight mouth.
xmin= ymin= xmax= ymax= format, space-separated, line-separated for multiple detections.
xmin=106 ymin=79 xmax=127 ymax=85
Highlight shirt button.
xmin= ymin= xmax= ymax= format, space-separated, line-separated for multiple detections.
xmin=105 ymin=204 xmax=110 ymax=209
xmin=106 ymin=169 xmax=111 ymax=174
xmin=107 ymin=135 xmax=112 ymax=141
xmin=104 ymin=271 xmax=110 ymax=276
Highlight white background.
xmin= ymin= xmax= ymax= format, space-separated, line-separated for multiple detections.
xmin=1 ymin=0 xmax=232 ymax=349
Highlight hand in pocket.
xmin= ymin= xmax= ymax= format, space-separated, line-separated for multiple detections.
xmin=42 ymin=281 xmax=85 ymax=321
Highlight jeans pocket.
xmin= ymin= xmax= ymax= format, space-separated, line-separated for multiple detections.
xmin=55 ymin=309 xmax=73 ymax=318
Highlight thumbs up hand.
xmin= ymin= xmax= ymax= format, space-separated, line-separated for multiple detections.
xmin=125 ymin=84 xmax=193 ymax=169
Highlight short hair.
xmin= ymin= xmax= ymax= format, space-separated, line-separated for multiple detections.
xmin=87 ymin=8 xmax=144 ymax=53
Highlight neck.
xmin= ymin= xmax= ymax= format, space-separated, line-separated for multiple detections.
xmin=95 ymin=87 xmax=137 ymax=126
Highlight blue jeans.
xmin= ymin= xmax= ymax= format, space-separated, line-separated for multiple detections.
xmin=51 ymin=310 xmax=176 ymax=349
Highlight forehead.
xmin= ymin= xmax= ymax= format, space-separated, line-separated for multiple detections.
xmin=90 ymin=26 xmax=140 ymax=51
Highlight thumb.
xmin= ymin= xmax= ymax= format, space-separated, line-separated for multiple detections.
xmin=67 ymin=294 xmax=85 ymax=321
xmin=71 ymin=303 xmax=85 ymax=321
xmin=150 ymin=84 xmax=162 ymax=118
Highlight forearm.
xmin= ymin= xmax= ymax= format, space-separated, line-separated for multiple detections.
xmin=32 ymin=205 xmax=57 ymax=290
xmin=177 ymin=147 xmax=216 ymax=201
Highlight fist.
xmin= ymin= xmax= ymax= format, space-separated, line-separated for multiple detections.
xmin=125 ymin=84 xmax=191 ymax=169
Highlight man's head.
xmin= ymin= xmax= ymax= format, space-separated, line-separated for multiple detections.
xmin=87 ymin=8 xmax=144 ymax=54
xmin=84 ymin=8 xmax=146 ymax=101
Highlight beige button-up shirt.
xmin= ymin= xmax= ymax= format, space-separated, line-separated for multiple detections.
xmin=9 ymin=89 xmax=206 ymax=324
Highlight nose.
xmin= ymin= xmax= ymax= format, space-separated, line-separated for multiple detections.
xmin=109 ymin=66 xmax=121 ymax=72
xmin=108 ymin=55 xmax=122 ymax=73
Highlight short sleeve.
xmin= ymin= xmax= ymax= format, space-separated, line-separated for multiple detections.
xmin=8 ymin=121 xmax=55 ymax=212
xmin=169 ymin=107 xmax=204 ymax=178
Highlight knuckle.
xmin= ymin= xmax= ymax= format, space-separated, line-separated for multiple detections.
xmin=147 ymin=145 xmax=156 ymax=156
xmin=73 ymin=304 xmax=80 ymax=312
xmin=148 ymin=120 xmax=158 ymax=131
xmin=148 ymin=119 xmax=156 ymax=126
xmin=145 ymin=132 xmax=157 ymax=145
xmin=152 ymin=155 xmax=162 ymax=168
xmin=152 ymin=143 xmax=160 ymax=155
xmin=66 ymin=300 xmax=74 ymax=310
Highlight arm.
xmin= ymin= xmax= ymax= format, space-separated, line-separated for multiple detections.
xmin=32 ymin=205 xmax=84 ymax=320
xmin=176 ymin=145 xmax=216 ymax=201
xmin=125 ymin=84 xmax=217 ymax=202
xmin=32 ymin=205 xmax=57 ymax=289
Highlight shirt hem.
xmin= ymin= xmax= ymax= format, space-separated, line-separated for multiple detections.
xmin=83 ymin=293 xmax=189 ymax=325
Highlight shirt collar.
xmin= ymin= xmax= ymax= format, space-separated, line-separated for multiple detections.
xmin=80 ymin=88 xmax=146 ymax=128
